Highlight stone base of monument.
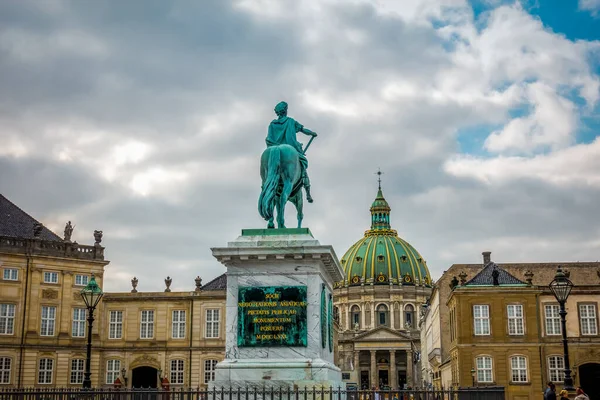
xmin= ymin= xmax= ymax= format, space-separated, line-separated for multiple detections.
xmin=209 ymin=228 xmax=345 ymax=392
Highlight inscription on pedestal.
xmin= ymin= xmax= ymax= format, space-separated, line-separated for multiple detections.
xmin=238 ymin=286 xmax=307 ymax=347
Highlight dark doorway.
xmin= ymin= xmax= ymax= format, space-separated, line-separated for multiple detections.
xmin=360 ymin=370 xmax=370 ymax=389
xmin=580 ymin=363 xmax=600 ymax=400
xmin=132 ymin=366 xmax=158 ymax=388
xmin=398 ymin=372 xmax=406 ymax=389
xmin=378 ymin=369 xmax=389 ymax=387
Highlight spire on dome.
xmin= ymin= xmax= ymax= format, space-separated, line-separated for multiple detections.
xmin=369 ymin=169 xmax=391 ymax=231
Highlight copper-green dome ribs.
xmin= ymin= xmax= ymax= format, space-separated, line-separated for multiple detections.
xmin=338 ymin=184 xmax=432 ymax=287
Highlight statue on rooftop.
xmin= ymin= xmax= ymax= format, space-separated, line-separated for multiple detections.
xmin=64 ymin=221 xmax=74 ymax=242
xmin=259 ymin=102 xmax=318 ymax=229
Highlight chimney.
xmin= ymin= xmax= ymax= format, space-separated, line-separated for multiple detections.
xmin=482 ymin=251 xmax=491 ymax=265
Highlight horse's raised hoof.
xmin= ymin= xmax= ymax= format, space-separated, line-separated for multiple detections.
xmin=307 ymin=195 xmax=314 ymax=203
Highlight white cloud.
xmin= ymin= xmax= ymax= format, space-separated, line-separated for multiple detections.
xmin=580 ymin=0 xmax=600 ymax=16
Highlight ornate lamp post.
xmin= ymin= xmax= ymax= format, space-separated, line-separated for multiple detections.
xmin=549 ymin=267 xmax=575 ymax=391
xmin=470 ymin=367 xmax=476 ymax=387
xmin=80 ymin=274 xmax=104 ymax=389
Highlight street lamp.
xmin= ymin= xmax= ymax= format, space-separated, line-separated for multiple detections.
xmin=549 ymin=266 xmax=575 ymax=391
xmin=80 ymin=274 xmax=104 ymax=389
xmin=470 ymin=367 xmax=476 ymax=387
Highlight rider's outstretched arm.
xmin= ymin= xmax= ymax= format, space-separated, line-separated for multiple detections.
xmin=301 ymin=127 xmax=317 ymax=137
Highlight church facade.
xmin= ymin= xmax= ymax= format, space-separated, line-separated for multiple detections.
xmin=333 ymin=185 xmax=432 ymax=390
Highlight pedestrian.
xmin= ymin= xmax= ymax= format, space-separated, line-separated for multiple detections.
xmin=544 ymin=382 xmax=557 ymax=400
xmin=574 ymin=387 xmax=589 ymax=400
xmin=559 ymin=389 xmax=569 ymax=400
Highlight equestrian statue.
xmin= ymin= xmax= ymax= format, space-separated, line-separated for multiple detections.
xmin=258 ymin=101 xmax=318 ymax=229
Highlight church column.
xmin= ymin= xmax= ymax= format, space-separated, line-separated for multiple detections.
xmin=390 ymin=350 xmax=397 ymax=389
xmin=370 ymin=350 xmax=377 ymax=388
xmin=390 ymin=303 xmax=395 ymax=329
xmin=371 ymin=303 xmax=375 ymax=328
xmin=346 ymin=306 xmax=351 ymax=330
xmin=354 ymin=350 xmax=360 ymax=371
xmin=361 ymin=304 xmax=366 ymax=329
xmin=406 ymin=350 xmax=413 ymax=387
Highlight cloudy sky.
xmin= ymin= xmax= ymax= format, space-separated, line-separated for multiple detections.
xmin=1 ymin=0 xmax=599 ymax=292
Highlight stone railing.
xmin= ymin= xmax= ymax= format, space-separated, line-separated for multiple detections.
xmin=0 ymin=235 xmax=104 ymax=261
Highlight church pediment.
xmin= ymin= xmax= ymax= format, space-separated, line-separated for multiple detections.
xmin=353 ymin=326 xmax=412 ymax=342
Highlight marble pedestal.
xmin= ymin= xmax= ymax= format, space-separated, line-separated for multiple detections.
xmin=210 ymin=228 xmax=345 ymax=391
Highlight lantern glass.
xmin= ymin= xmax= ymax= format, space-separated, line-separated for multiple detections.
xmin=549 ymin=268 xmax=573 ymax=303
xmin=80 ymin=274 xmax=104 ymax=309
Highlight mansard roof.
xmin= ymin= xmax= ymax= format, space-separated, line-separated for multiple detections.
xmin=202 ymin=273 xmax=227 ymax=290
xmin=465 ymin=262 xmax=527 ymax=286
xmin=0 ymin=194 xmax=62 ymax=241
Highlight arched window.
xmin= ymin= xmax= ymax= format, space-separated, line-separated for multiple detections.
xmin=351 ymin=305 xmax=361 ymax=329
xmin=404 ymin=304 xmax=415 ymax=328
xmin=377 ymin=304 xmax=389 ymax=327
xmin=333 ymin=306 xmax=340 ymax=323
xmin=204 ymin=360 xmax=218 ymax=384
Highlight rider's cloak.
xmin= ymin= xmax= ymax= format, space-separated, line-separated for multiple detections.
xmin=266 ymin=116 xmax=308 ymax=169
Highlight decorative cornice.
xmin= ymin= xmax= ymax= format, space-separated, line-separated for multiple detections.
xmin=0 ymin=235 xmax=106 ymax=262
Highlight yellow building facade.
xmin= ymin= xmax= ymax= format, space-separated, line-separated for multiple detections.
xmin=0 ymin=194 xmax=226 ymax=388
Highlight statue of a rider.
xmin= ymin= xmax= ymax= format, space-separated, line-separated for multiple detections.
xmin=266 ymin=101 xmax=318 ymax=202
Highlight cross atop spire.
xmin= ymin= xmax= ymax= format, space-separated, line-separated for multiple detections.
xmin=375 ymin=168 xmax=384 ymax=190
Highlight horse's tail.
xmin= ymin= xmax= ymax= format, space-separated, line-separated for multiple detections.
xmin=258 ymin=146 xmax=281 ymax=220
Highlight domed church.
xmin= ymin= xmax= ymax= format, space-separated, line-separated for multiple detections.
xmin=333 ymin=180 xmax=432 ymax=390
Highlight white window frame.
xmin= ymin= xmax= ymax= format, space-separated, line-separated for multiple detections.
xmin=172 ymin=310 xmax=186 ymax=339
xmin=205 ymin=309 xmax=220 ymax=338
xmin=548 ymin=355 xmax=564 ymax=383
xmin=0 ymin=304 xmax=16 ymax=335
xmin=473 ymin=305 xmax=490 ymax=335
xmin=3 ymin=269 xmax=18 ymax=281
xmin=72 ymin=308 xmax=86 ymax=338
xmin=40 ymin=306 xmax=56 ymax=336
xmin=140 ymin=310 xmax=154 ymax=339
xmin=109 ymin=310 xmax=123 ymax=339
xmin=545 ymin=304 xmax=561 ymax=336
xmin=74 ymin=275 xmax=89 ymax=286
xmin=510 ymin=356 xmax=528 ymax=383
xmin=106 ymin=359 xmax=121 ymax=385
xmin=579 ymin=304 xmax=598 ymax=336
xmin=475 ymin=356 xmax=493 ymax=383
xmin=170 ymin=359 xmax=184 ymax=385
xmin=70 ymin=359 xmax=84 ymax=384
xmin=38 ymin=358 xmax=54 ymax=384
xmin=507 ymin=304 xmax=524 ymax=335
xmin=0 ymin=357 xmax=11 ymax=384
xmin=204 ymin=359 xmax=218 ymax=384
xmin=43 ymin=272 xmax=58 ymax=284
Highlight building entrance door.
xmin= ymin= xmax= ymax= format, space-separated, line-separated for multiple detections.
xmin=579 ymin=363 xmax=600 ymax=400
xmin=132 ymin=366 xmax=158 ymax=388
xmin=378 ymin=369 xmax=389 ymax=388
xmin=360 ymin=371 xmax=370 ymax=389
xmin=398 ymin=372 xmax=406 ymax=389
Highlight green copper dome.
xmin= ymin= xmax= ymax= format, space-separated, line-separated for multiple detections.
xmin=340 ymin=184 xmax=432 ymax=287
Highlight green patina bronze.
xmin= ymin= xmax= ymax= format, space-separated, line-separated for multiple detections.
xmin=237 ymin=286 xmax=307 ymax=347
xmin=328 ymin=293 xmax=333 ymax=352
xmin=241 ymin=228 xmax=313 ymax=237
xmin=258 ymin=102 xmax=318 ymax=229
xmin=321 ymin=285 xmax=327 ymax=349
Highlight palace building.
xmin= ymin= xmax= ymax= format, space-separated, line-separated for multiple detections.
xmin=333 ymin=184 xmax=432 ymax=390
xmin=0 ymin=194 xmax=226 ymax=388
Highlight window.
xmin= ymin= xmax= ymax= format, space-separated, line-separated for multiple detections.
xmin=545 ymin=305 xmax=561 ymax=335
xmin=172 ymin=310 xmax=186 ymax=339
xmin=140 ymin=310 xmax=154 ymax=339
xmin=206 ymin=309 xmax=220 ymax=338
xmin=204 ymin=360 xmax=218 ymax=384
xmin=74 ymin=275 xmax=89 ymax=286
xmin=473 ymin=305 xmax=490 ymax=335
xmin=548 ymin=356 xmax=564 ymax=383
xmin=43 ymin=272 xmax=58 ymax=284
xmin=0 ymin=304 xmax=15 ymax=335
xmin=109 ymin=311 xmax=123 ymax=339
xmin=70 ymin=359 xmax=84 ymax=384
xmin=3 ymin=269 xmax=17 ymax=281
xmin=404 ymin=304 xmax=415 ymax=328
xmin=351 ymin=305 xmax=360 ymax=329
xmin=377 ymin=304 xmax=388 ymax=327
xmin=507 ymin=305 xmax=524 ymax=335
xmin=72 ymin=308 xmax=86 ymax=338
xmin=475 ymin=356 xmax=493 ymax=383
xmin=170 ymin=359 xmax=184 ymax=385
xmin=579 ymin=304 xmax=598 ymax=335
xmin=106 ymin=360 xmax=121 ymax=385
xmin=38 ymin=358 xmax=53 ymax=384
xmin=40 ymin=306 xmax=56 ymax=336
xmin=510 ymin=356 xmax=528 ymax=382
xmin=0 ymin=357 xmax=11 ymax=384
